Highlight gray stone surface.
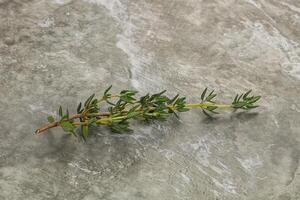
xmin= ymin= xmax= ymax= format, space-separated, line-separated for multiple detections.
xmin=0 ymin=0 xmax=300 ymax=199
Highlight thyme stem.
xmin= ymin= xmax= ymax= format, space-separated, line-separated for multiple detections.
xmin=35 ymin=112 xmax=110 ymax=134
xmin=35 ymin=86 xmax=261 ymax=138
xmin=185 ymin=103 xmax=232 ymax=108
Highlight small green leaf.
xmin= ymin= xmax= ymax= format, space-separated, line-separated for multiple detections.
xmin=109 ymin=121 xmax=132 ymax=133
xmin=167 ymin=108 xmax=179 ymax=118
xmin=243 ymin=90 xmax=252 ymax=99
xmin=91 ymin=99 xmax=98 ymax=105
xmin=88 ymin=118 xmax=97 ymax=126
xmin=175 ymin=97 xmax=186 ymax=105
xmin=209 ymin=110 xmax=219 ymax=114
xmin=139 ymin=93 xmax=149 ymax=105
xmin=77 ymin=102 xmax=82 ymax=113
xmin=232 ymin=101 xmax=247 ymax=108
xmin=156 ymin=90 xmax=167 ymax=96
xmin=208 ymin=90 xmax=215 ymax=97
xmin=206 ymin=94 xmax=217 ymax=102
xmin=47 ymin=116 xmax=55 ymax=123
xmin=106 ymin=100 xmax=116 ymax=106
xmin=84 ymin=94 xmax=95 ymax=107
xmin=169 ymin=94 xmax=179 ymax=104
xmin=202 ymin=109 xmax=212 ymax=118
xmin=156 ymin=96 xmax=169 ymax=102
xmin=177 ymin=107 xmax=189 ymax=112
xmin=59 ymin=106 xmax=63 ymax=117
xmin=173 ymin=111 xmax=179 ymax=118
xmin=207 ymin=106 xmax=217 ymax=111
xmin=120 ymin=95 xmax=135 ymax=103
xmin=201 ymin=88 xmax=207 ymax=101
xmin=61 ymin=114 xmax=69 ymax=120
xmin=82 ymin=125 xmax=89 ymax=139
xmin=127 ymin=112 xmax=141 ymax=119
xmin=237 ymin=94 xmax=243 ymax=102
xmin=129 ymin=105 xmax=140 ymax=112
xmin=246 ymin=105 xmax=259 ymax=109
xmin=60 ymin=121 xmax=75 ymax=133
xmin=233 ymin=94 xmax=238 ymax=103
xmin=104 ymin=85 xmax=112 ymax=95
xmin=248 ymin=96 xmax=261 ymax=104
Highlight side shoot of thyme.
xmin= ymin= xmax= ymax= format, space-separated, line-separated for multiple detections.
xmin=35 ymin=86 xmax=261 ymax=139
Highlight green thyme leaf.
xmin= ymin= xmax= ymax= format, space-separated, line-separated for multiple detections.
xmin=201 ymin=88 xmax=207 ymax=100
xmin=202 ymin=109 xmax=212 ymax=118
xmin=84 ymin=93 xmax=95 ymax=107
xmin=77 ymin=102 xmax=82 ymax=114
xmin=59 ymin=106 xmax=63 ymax=117
xmin=60 ymin=121 xmax=75 ymax=133
xmin=82 ymin=125 xmax=89 ymax=139
xmin=47 ymin=116 xmax=55 ymax=123
xmin=127 ymin=112 xmax=141 ymax=119
xmin=104 ymin=85 xmax=112 ymax=95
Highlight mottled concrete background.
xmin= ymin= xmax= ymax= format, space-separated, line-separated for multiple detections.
xmin=0 ymin=0 xmax=300 ymax=199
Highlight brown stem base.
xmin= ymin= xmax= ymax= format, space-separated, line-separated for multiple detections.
xmin=35 ymin=112 xmax=111 ymax=134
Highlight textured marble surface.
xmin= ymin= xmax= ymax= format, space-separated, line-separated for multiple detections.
xmin=0 ymin=0 xmax=300 ymax=199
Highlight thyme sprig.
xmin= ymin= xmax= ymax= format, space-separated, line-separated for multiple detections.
xmin=35 ymin=86 xmax=261 ymax=139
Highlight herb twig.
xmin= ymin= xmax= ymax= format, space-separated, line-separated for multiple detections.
xmin=35 ymin=86 xmax=261 ymax=139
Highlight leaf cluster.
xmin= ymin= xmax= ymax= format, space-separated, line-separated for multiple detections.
xmin=232 ymin=90 xmax=261 ymax=110
xmin=105 ymin=90 xmax=188 ymax=132
xmin=200 ymin=88 xmax=219 ymax=118
xmin=55 ymin=106 xmax=77 ymax=135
